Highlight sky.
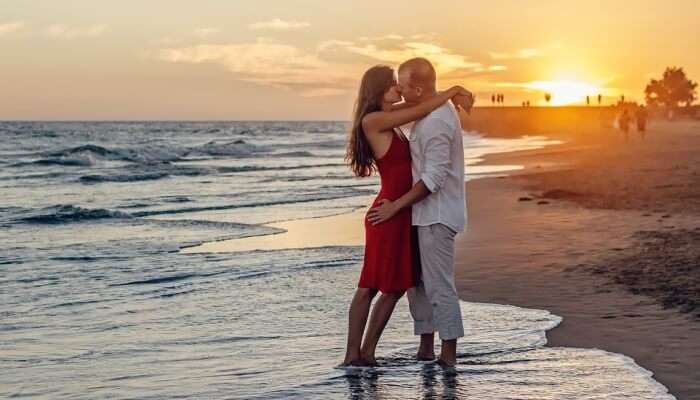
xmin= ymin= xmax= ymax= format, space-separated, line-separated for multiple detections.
xmin=1 ymin=0 xmax=699 ymax=120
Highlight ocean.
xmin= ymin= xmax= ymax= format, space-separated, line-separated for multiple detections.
xmin=0 ymin=121 xmax=674 ymax=399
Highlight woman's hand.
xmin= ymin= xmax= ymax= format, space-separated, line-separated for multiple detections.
xmin=450 ymin=86 xmax=474 ymax=113
xmin=367 ymin=199 xmax=399 ymax=225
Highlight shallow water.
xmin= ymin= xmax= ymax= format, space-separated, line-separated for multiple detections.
xmin=0 ymin=122 xmax=673 ymax=399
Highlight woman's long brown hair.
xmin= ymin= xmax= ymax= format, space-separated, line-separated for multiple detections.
xmin=346 ymin=65 xmax=395 ymax=177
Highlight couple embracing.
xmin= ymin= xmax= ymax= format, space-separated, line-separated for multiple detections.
xmin=343 ymin=58 xmax=473 ymax=369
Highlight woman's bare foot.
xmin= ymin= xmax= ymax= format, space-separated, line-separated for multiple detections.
xmin=340 ymin=358 xmax=371 ymax=367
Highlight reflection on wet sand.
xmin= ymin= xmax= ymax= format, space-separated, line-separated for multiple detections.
xmin=342 ymin=362 xmax=459 ymax=400
xmin=180 ymin=211 xmax=366 ymax=253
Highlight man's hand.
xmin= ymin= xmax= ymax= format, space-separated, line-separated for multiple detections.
xmin=367 ymin=199 xmax=399 ymax=225
xmin=451 ymin=92 xmax=474 ymax=114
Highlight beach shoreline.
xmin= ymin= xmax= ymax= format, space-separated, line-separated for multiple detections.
xmin=180 ymin=120 xmax=700 ymax=398
xmin=459 ymin=120 xmax=700 ymax=399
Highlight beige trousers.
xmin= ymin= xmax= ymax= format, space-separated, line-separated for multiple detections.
xmin=408 ymin=223 xmax=464 ymax=340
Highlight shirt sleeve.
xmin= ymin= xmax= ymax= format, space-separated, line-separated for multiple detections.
xmin=419 ymin=118 xmax=452 ymax=193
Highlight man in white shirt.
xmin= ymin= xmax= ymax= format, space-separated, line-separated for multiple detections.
xmin=367 ymin=57 xmax=470 ymax=368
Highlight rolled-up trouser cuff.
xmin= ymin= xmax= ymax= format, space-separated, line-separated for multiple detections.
xmin=438 ymin=320 xmax=464 ymax=340
xmin=413 ymin=320 xmax=436 ymax=336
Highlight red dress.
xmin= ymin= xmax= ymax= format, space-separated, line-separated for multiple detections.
xmin=358 ymin=131 xmax=418 ymax=293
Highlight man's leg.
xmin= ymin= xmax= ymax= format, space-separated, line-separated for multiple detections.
xmin=408 ymin=283 xmax=436 ymax=360
xmin=419 ymin=224 xmax=464 ymax=366
xmin=408 ymin=274 xmax=436 ymax=360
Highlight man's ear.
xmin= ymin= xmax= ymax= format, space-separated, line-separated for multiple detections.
xmin=415 ymin=86 xmax=423 ymax=97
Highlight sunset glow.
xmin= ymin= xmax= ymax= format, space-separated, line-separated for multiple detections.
xmin=1 ymin=0 xmax=699 ymax=119
xmin=526 ymin=80 xmax=602 ymax=106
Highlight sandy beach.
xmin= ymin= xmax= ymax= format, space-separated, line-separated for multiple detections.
xmin=457 ymin=117 xmax=700 ymax=399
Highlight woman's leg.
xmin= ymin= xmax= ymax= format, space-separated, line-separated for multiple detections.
xmin=343 ymin=288 xmax=378 ymax=365
xmin=360 ymin=290 xmax=405 ymax=364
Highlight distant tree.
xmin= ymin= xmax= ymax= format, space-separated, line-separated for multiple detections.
xmin=501 ymin=94 xmax=505 ymax=104
xmin=645 ymin=67 xmax=698 ymax=109
xmin=586 ymin=95 xmax=590 ymax=105
xmin=544 ymin=93 xmax=552 ymax=104
xmin=598 ymin=94 xmax=602 ymax=105
xmin=621 ymin=95 xmax=625 ymax=104
xmin=491 ymin=94 xmax=496 ymax=105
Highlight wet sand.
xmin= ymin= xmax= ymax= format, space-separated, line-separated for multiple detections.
xmin=182 ymin=211 xmax=365 ymax=253
xmin=457 ymin=120 xmax=700 ymax=399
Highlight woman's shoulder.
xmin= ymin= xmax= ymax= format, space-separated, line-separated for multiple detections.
xmin=362 ymin=111 xmax=394 ymax=136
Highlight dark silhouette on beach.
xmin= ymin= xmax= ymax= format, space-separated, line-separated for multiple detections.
xmin=636 ymin=105 xmax=648 ymax=138
xmin=619 ymin=108 xmax=631 ymax=141
xmin=645 ymin=67 xmax=698 ymax=119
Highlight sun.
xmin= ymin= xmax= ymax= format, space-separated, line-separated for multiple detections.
xmin=527 ymin=80 xmax=602 ymax=105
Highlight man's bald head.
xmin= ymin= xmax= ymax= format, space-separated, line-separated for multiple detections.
xmin=398 ymin=58 xmax=437 ymax=103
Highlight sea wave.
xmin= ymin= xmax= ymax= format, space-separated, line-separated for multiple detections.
xmin=188 ymin=140 xmax=261 ymax=157
xmin=50 ymin=143 xmax=184 ymax=164
xmin=79 ymin=172 xmax=170 ymax=183
xmin=32 ymin=139 xmax=264 ymax=167
xmin=15 ymin=204 xmax=133 ymax=224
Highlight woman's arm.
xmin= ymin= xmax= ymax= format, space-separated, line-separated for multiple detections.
xmin=389 ymin=102 xmax=413 ymax=111
xmin=362 ymin=86 xmax=470 ymax=134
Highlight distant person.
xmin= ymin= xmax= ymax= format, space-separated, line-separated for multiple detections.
xmin=343 ymin=64 xmax=473 ymax=367
xmin=636 ymin=105 xmax=648 ymax=138
xmin=619 ymin=109 xmax=631 ymax=141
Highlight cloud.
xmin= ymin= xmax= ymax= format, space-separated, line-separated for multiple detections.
xmin=46 ymin=24 xmax=107 ymax=39
xmin=193 ymin=27 xmax=220 ymax=37
xmin=341 ymin=41 xmax=482 ymax=74
xmin=248 ymin=18 xmax=310 ymax=31
xmin=158 ymin=39 xmax=354 ymax=96
xmin=0 ymin=21 xmax=24 ymax=36
xmin=358 ymin=34 xmax=404 ymax=42
xmin=158 ymin=36 xmax=496 ymax=97
xmin=317 ymin=39 xmax=355 ymax=52
xmin=489 ymin=48 xmax=542 ymax=60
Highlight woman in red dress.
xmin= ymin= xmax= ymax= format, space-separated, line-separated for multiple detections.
xmin=342 ymin=65 xmax=470 ymax=366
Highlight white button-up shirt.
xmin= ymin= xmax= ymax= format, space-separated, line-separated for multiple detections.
xmin=406 ymin=103 xmax=466 ymax=233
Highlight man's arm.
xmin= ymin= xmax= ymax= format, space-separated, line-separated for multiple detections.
xmin=367 ymin=180 xmax=431 ymax=225
xmin=418 ymin=119 xmax=452 ymax=193
xmin=367 ymin=119 xmax=452 ymax=225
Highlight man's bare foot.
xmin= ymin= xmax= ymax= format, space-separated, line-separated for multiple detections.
xmin=436 ymin=358 xmax=456 ymax=367
xmin=435 ymin=358 xmax=457 ymax=375
xmin=360 ymin=356 xmax=378 ymax=367
xmin=416 ymin=351 xmax=436 ymax=361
